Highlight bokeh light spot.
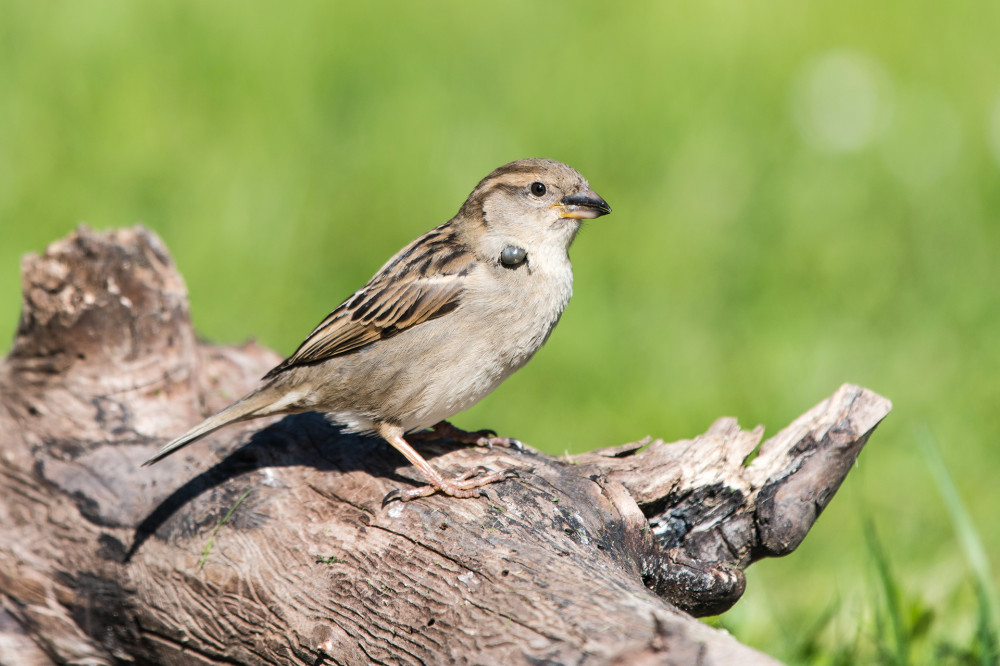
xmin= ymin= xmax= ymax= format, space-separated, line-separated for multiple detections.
xmin=880 ymin=88 xmax=962 ymax=188
xmin=988 ymin=91 xmax=1000 ymax=168
xmin=791 ymin=50 xmax=891 ymax=154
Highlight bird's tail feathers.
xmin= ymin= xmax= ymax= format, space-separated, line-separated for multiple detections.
xmin=141 ymin=390 xmax=278 ymax=467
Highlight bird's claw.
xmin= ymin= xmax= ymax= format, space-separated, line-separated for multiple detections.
xmin=381 ymin=465 xmax=516 ymax=506
xmin=411 ymin=421 xmax=523 ymax=450
xmin=381 ymin=488 xmax=404 ymax=507
xmin=478 ymin=436 xmax=524 ymax=451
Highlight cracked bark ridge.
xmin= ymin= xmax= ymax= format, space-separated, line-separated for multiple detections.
xmin=0 ymin=226 xmax=891 ymax=665
xmin=574 ymin=382 xmax=891 ymax=616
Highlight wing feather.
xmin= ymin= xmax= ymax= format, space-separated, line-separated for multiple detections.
xmin=264 ymin=228 xmax=472 ymax=379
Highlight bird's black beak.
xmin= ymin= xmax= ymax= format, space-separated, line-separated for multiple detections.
xmin=553 ymin=189 xmax=612 ymax=220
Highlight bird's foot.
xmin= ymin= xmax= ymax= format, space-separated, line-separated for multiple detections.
xmin=382 ymin=467 xmax=518 ymax=505
xmin=412 ymin=420 xmax=524 ymax=450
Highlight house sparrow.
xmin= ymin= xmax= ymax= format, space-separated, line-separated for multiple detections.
xmin=143 ymin=159 xmax=611 ymax=501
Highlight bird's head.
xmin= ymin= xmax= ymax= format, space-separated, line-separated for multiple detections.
xmin=457 ymin=159 xmax=611 ymax=259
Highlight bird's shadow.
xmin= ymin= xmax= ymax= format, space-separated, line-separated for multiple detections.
xmin=124 ymin=413 xmax=457 ymax=562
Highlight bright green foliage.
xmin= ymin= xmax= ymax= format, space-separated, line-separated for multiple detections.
xmin=2 ymin=1 xmax=998 ymax=662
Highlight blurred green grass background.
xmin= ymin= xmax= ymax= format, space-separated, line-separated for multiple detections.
xmin=2 ymin=1 xmax=997 ymax=661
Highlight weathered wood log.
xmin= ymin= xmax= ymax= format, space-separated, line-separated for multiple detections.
xmin=0 ymin=226 xmax=892 ymax=665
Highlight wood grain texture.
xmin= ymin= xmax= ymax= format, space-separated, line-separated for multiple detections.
xmin=0 ymin=226 xmax=891 ymax=665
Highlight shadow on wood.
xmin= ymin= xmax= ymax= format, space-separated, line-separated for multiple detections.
xmin=0 ymin=226 xmax=891 ymax=665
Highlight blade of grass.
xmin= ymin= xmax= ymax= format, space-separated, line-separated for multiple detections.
xmin=864 ymin=516 xmax=909 ymax=665
xmin=974 ymin=583 xmax=1000 ymax=666
xmin=198 ymin=489 xmax=252 ymax=569
xmin=915 ymin=426 xmax=999 ymax=665
xmin=789 ymin=596 xmax=845 ymax=663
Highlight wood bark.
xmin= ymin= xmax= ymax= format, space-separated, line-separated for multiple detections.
xmin=0 ymin=226 xmax=892 ymax=665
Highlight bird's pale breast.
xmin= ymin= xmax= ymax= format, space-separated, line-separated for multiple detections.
xmin=309 ymin=248 xmax=574 ymax=434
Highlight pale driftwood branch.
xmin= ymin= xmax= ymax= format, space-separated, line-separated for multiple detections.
xmin=0 ymin=226 xmax=891 ymax=665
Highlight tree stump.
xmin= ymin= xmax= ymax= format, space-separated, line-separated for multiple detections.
xmin=0 ymin=226 xmax=892 ymax=665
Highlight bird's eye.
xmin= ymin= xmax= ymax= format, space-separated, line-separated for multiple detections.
xmin=529 ymin=181 xmax=547 ymax=197
xmin=500 ymin=245 xmax=527 ymax=267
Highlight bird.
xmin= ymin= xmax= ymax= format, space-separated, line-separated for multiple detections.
xmin=143 ymin=158 xmax=611 ymax=502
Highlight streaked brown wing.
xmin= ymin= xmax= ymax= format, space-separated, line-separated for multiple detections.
xmin=264 ymin=260 xmax=468 ymax=379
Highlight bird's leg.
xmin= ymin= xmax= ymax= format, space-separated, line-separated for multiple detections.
xmin=377 ymin=423 xmax=516 ymax=504
xmin=410 ymin=420 xmax=524 ymax=450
